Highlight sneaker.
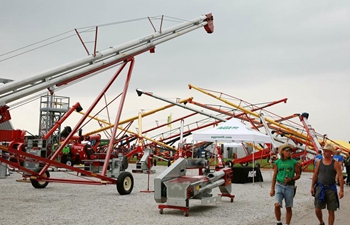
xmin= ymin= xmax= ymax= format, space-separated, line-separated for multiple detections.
xmin=319 ymin=223 xmax=325 ymax=225
xmin=277 ymin=223 xmax=282 ymax=225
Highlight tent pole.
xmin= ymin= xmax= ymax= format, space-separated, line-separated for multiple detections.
xmin=253 ymin=143 xmax=255 ymax=185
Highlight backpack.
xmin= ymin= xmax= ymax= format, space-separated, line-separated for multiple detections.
xmin=345 ymin=156 xmax=350 ymax=166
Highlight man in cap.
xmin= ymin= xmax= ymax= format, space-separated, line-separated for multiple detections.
xmin=311 ymin=144 xmax=344 ymax=225
xmin=270 ymin=143 xmax=300 ymax=225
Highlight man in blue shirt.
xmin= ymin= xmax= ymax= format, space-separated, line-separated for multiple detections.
xmin=333 ymin=149 xmax=344 ymax=163
xmin=333 ymin=149 xmax=344 ymax=185
xmin=314 ymin=150 xmax=323 ymax=168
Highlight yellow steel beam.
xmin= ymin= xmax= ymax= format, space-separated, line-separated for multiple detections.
xmin=188 ymin=84 xmax=309 ymax=141
xmin=79 ymin=97 xmax=192 ymax=136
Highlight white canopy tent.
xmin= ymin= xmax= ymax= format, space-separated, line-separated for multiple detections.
xmin=192 ymin=118 xmax=272 ymax=144
xmin=192 ymin=118 xmax=272 ymax=184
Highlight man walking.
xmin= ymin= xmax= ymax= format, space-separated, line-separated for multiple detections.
xmin=311 ymin=144 xmax=344 ymax=225
xmin=270 ymin=143 xmax=300 ymax=225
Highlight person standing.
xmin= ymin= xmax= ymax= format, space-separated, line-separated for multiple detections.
xmin=333 ymin=149 xmax=344 ymax=185
xmin=333 ymin=149 xmax=344 ymax=163
xmin=270 ymin=143 xmax=301 ymax=225
xmin=311 ymin=144 xmax=344 ymax=225
xmin=314 ymin=150 xmax=323 ymax=168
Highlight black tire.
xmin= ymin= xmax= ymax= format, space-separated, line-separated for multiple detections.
xmin=65 ymin=156 xmax=74 ymax=167
xmin=240 ymin=162 xmax=248 ymax=167
xmin=153 ymin=158 xmax=157 ymax=166
xmin=121 ymin=156 xmax=128 ymax=171
xmin=61 ymin=155 xmax=74 ymax=166
xmin=167 ymin=160 xmax=171 ymax=167
xmin=225 ymin=160 xmax=233 ymax=168
xmin=116 ymin=171 xmax=134 ymax=195
xmin=30 ymin=168 xmax=50 ymax=189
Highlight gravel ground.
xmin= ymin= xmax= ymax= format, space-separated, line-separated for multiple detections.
xmin=0 ymin=164 xmax=317 ymax=225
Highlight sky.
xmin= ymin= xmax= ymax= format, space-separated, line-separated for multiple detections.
xmin=1 ymin=0 xmax=350 ymax=143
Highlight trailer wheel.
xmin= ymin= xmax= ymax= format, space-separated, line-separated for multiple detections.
xmin=30 ymin=168 xmax=50 ymax=189
xmin=116 ymin=171 xmax=134 ymax=195
xmin=121 ymin=156 xmax=128 ymax=171
xmin=167 ymin=160 xmax=171 ymax=167
xmin=65 ymin=156 xmax=74 ymax=167
xmin=225 ymin=160 xmax=233 ymax=168
xmin=61 ymin=155 xmax=74 ymax=167
xmin=153 ymin=159 xmax=157 ymax=166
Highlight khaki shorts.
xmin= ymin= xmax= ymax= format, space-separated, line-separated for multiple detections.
xmin=314 ymin=186 xmax=339 ymax=211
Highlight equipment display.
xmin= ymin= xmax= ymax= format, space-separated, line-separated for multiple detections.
xmin=154 ymin=158 xmax=234 ymax=216
xmin=0 ymin=13 xmax=214 ymax=194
